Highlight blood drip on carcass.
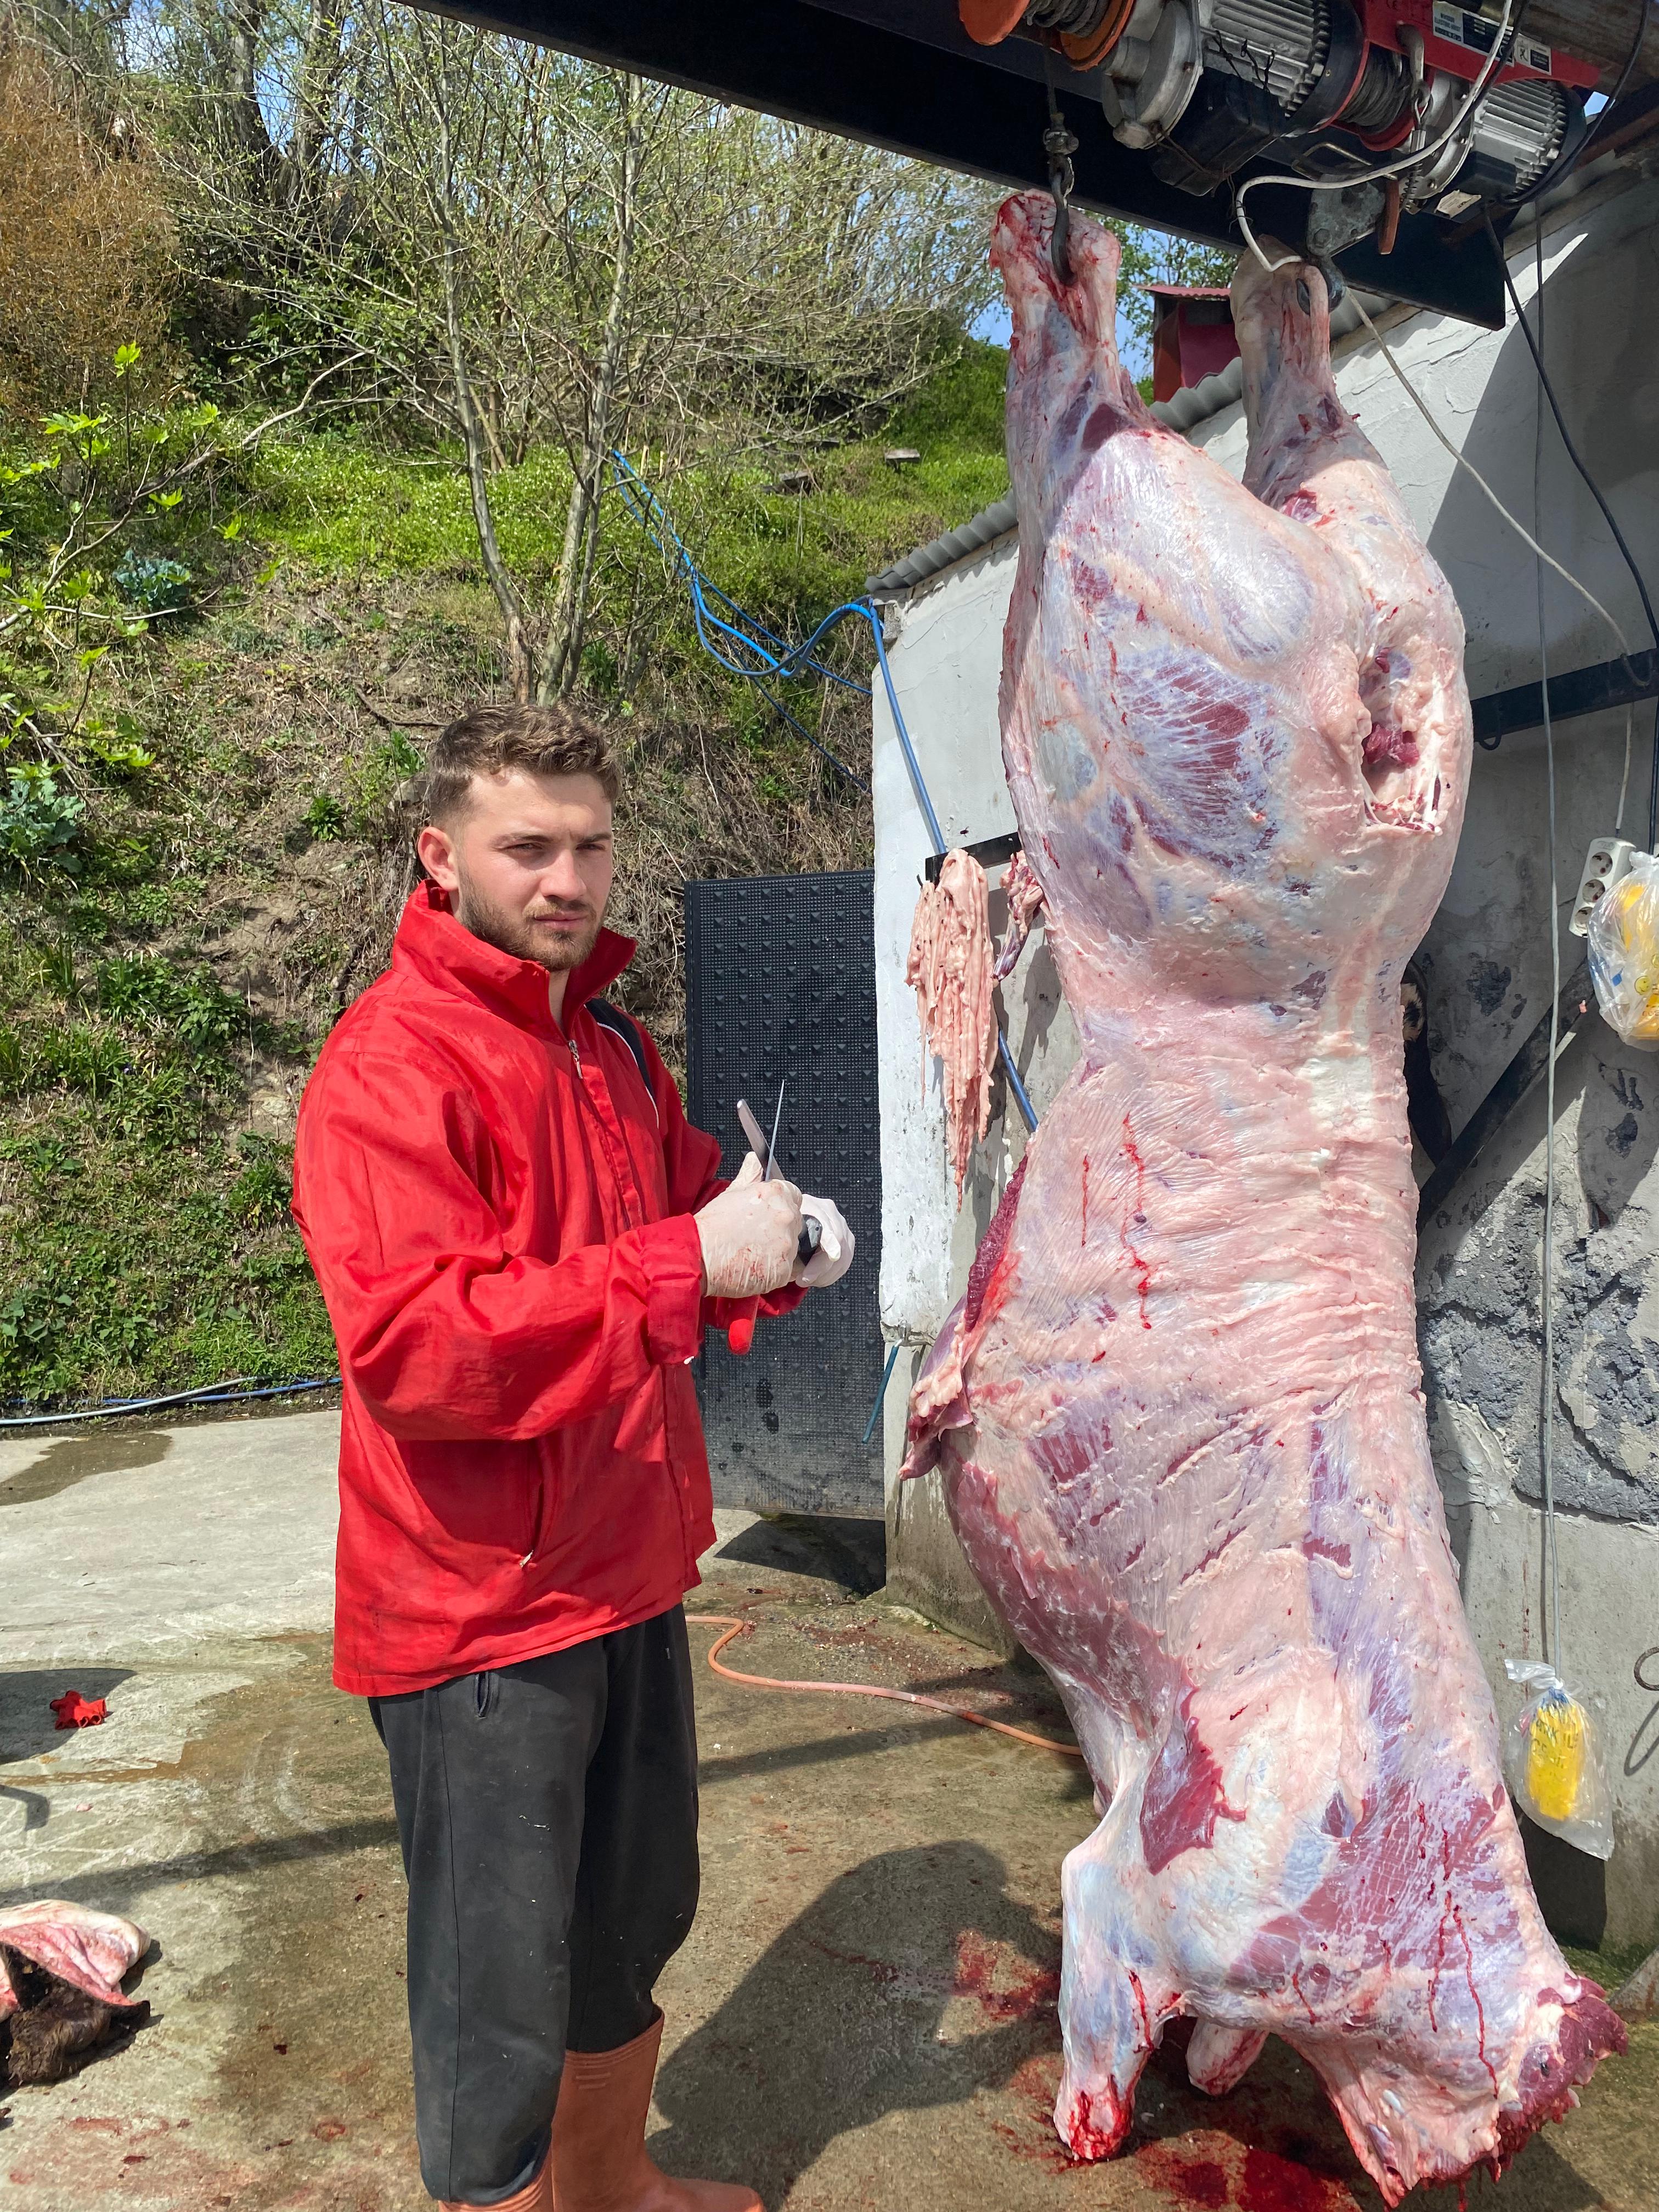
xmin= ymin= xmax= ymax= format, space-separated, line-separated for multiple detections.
xmin=906 ymin=849 xmax=996 ymax=1198
xmin=902 ymin=195 xmax=1624 ymax=2205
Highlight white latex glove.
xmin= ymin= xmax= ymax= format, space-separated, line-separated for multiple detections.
xmin=794 ymin=1193 xmax=854 ymax=1289
xmin=695 ymin=1151 xmax=804 ymax=1299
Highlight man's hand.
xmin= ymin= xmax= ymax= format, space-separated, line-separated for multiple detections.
xmin=696 ymin=1152 xmax=805 ymax=1299
xmin=795 ymin=1195 xmax=855 ymax=1289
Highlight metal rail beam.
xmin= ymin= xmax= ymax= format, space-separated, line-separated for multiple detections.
xmin=414 ymin=0 xmax=1505 ymax=326
xmin=1472 ymin=648 xmax=1659 ymax=748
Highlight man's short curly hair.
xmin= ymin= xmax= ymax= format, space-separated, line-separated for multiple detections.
xmin=424 ymin=701 xmax=621 ymax=823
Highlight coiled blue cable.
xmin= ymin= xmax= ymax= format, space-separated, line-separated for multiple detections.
xmin=611 ymin=451 xmax=1036 ymax=1135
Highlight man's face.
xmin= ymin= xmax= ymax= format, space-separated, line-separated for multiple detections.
xmin=416 ymin=770 xmax=615 ymax=975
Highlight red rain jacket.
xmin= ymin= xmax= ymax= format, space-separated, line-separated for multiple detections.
xmin=293 ymin=883 xmax=800 ymax=1697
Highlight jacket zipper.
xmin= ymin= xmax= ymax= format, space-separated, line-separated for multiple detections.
xmin=523 ymin=1022 xmax=645 ymax=1572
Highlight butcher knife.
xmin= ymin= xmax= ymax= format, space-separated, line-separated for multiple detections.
xmin=726 ymin=1086 xmax=819 ymax=1357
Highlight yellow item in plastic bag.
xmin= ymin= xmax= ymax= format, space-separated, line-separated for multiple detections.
xmin=1587 ymin=854 xmax=1659 ymax=1049
xmin=1504 ymin=1661 xmax=1614 ymax=1860
xmin=1526 ymin=1687 xmax=1587 ymax=1824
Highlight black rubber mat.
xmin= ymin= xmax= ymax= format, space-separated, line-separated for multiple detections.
xmin=685 ymin=870 xmax=884 ymax=1516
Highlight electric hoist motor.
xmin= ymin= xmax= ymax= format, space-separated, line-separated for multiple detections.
xmin=962 ymin=1 xmax=1596 ymax=251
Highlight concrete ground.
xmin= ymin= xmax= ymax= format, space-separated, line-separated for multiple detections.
xmin=1 ymin=1411 xmax=1654 ymax=2212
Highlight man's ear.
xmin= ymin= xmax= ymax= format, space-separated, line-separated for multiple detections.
xmin=416 ymin=823 xmax=460 ymax=891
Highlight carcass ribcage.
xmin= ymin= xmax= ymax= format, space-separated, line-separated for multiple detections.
xmin=906 ymin=196 xmax=1623 ymax=2204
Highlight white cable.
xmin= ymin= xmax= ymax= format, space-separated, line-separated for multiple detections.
xmin=1235 ymin=0 xmax=1517 ymax=275
xmin=1349 ymin=285 xmax=1637 ymax=830
xmin=1348 ymin=295 xmax=1633 ymax=664
xmin=1533 ymin=224 xmax=1563 ymax=1675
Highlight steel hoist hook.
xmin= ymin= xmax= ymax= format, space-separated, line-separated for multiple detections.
xmin=1041 ymin=38 xmax=1078 ymax=284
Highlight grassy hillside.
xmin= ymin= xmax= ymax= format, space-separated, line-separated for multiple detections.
xmin=0 ymin=345 xmax=1011 ymax=1408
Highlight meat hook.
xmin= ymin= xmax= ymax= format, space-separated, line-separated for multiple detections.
xmin=1041 ymin=39 xmax=1079 ymax=284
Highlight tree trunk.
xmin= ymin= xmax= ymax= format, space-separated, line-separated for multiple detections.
xmin=539 ymin=76 xmax=642 ymax=703
xmin=222 ymin=0 xmax=278 ymax=179
xmin=442 ymin=225 xmax=536 ymax=700
xmin=290 ymin=0 xmax=346 ymax=211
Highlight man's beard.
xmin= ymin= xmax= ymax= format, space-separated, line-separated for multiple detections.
xmin=453 ymin=872 xmax=603 ymax=975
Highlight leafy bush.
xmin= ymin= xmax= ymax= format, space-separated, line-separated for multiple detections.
xmin=305 ymin=791 xmax=347 ymax=839
xmin=114 ymin=549 xmax=194 ymax=614
xmin=0 ymin=765 xmax=84 ymax=872
xmin=227 ymin=1135 xmax=294 ymax=1231
xmin=95 ymin=953 xmax=246 ymax=1052
xmin=0 ymin=346 xmax=233 ymax=792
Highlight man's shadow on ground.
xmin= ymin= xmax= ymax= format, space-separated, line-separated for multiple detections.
xmin=651 ymin=1840 xmax=1059 ymax=2203
xmin=652 ymin=1842 xmax=1612 ymax=2211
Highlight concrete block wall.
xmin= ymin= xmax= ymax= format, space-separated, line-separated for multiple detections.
xmin=872 ymin=170 xmax=1659 ymax=1947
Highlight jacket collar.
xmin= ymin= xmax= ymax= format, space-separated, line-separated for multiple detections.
xmin=392 ymin=882 xmax=636 ymax=1031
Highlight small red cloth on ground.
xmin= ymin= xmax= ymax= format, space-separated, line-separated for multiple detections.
xmin=50 ymin=1691 xmax=106 ymax=1729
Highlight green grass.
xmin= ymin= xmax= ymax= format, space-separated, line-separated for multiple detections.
xmin=1561 ymin=1935 xmax=1651 ymax=1994
xmin=0 ymin=915 xmax=334 ymax=1402
xmin=249 ymin=340 xmax=1012 ymax=648
xmin=0 ymin=339 xmax=1010 ymax=1407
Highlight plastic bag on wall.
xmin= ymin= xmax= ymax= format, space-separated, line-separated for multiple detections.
xmin=1504 ymin=1661 xmax=1615 ymax=1860
xmin=1587 ymin=853 xmax=1659 ymax=1050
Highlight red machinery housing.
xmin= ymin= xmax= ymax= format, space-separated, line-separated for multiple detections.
xmin=962 ymin=2 xmax=1597 ymax=239
xmin=1148 ymin=284 xmax=1240 ymax=400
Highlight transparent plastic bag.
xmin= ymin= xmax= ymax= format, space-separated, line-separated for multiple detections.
xmin=1587 ymin=853 xmax=1659 ymax=1050
xmin=1503 ymin=1661 xmax=1614 ymax=1860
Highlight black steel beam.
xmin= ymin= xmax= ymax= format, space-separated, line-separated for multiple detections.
xmin=414 ymin=0 xmax=1505 ymax=327
xmin=924 ymin=831 xmax=1020 ymax=884
xmin=1471 ymin=647 xmax=1659 ymax=748
xmin=1417 ymin=957 xmax=1591 ymax=1229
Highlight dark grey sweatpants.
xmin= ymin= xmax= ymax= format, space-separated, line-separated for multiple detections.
xmin=369 ymin=1606 xmax=700 ymax=2207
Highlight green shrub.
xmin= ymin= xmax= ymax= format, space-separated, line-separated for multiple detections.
xmin=0 ymin=766 xmax=84 ymax=873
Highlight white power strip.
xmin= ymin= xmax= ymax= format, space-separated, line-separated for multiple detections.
xmin=1569 ymin=836 xmax=1640 ymax=939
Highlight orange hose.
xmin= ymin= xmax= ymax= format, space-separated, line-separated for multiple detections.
xmin=686 ymin=1613 xmax=1085 ymax=1760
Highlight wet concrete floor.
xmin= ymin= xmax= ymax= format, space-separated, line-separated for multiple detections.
xmin=1 ymin=1413 xmax=1654 ymax=2211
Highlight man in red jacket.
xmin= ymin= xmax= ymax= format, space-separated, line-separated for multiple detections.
xmin=293 ymin=702 xmax=853 ymax=2212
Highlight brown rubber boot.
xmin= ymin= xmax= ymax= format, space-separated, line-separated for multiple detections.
xmin=550 ymin=2015 xmax=761 ymax=2212
xmin=440 ymin=2140 xmax=553 ymax=2211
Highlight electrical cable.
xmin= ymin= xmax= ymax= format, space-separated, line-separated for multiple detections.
xmin=868 ymin=607 xmax=946 ymax=853
xmin=862 ymin=1341 xmax=901 ymax=1449
xmin=687 ymin=1612 xmax=1085 ymax=1758
xmin=614 ymin=449 xmax=1039 ymax=1138
xmin=610 ymin=450 xmax=872 ymax=794
xmin=1347 ymin=290 xmax=1638 ymax=809
xmin=1234 ymin=0 xmax=1519 ymax=274
xmin=0 ymin=1376 xmax=340 ymax=1430
xmin=1505 ymin=0 xmax=1651 ymax=212
xmin=1532 ymin=224 xmax=1564 ymax=1673
xmin=1481 ymin=207 xmax=1659 ymax=845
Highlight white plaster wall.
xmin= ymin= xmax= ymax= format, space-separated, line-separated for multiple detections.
xmin=873 ymin=171 xmax=1659 ymax=1944
xmin=1186 ymin=172 xmax=1659 ymax=1133
xmin=873 ymin=541 xmax=1018 ymax=1346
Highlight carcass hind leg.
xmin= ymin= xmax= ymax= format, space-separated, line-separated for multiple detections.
xmin=1232 ymin=243 xmax=1469 ymax=839
xmin=1052 ymin=1812 xmax=1178 ymax=2158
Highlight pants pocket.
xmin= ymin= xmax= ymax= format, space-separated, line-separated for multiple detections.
xmin=473 ymin=1670 xmax=499 ymax=1720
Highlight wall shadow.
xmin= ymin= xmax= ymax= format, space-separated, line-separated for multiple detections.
xmin=0 ymin=1667 xmax=137 ymax=1767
